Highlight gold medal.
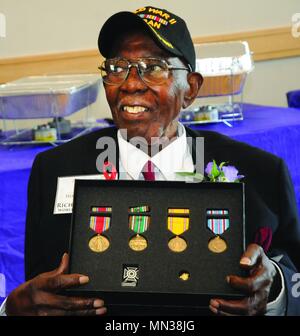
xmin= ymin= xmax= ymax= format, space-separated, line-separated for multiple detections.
xmin=208 ymin=236 xmax=227 ymax=253
xmin=168 ymin=236 xmax=187 ymax=253
xmin=129 ymin=234 xmax=147 ymax=251
xmin=89 ymin=235 xmax=110 ymax=253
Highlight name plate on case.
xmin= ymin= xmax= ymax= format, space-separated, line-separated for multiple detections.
xmin=54 ymin=175 xmax=105 ymax=214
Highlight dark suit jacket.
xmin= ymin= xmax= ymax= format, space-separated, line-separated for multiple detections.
xmin=25 ymin=126 xmax=300 ymax=315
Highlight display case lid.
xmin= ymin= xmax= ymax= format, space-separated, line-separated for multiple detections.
xmin=195 ymin=41 xmax=254 ymax=77
xmin=0 ymin=74 xmax=101 ymax=97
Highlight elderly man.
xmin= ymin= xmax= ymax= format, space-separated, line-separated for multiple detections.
xmin=2 ymin=6 xmax=300 ymax=316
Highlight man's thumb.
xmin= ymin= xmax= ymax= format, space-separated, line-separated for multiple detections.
xmin=54 ymin=252 xmax=69 ymax=275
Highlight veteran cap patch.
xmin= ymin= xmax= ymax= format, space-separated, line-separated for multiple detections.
xmin=98 ymin=6 xmax=196 ymax=71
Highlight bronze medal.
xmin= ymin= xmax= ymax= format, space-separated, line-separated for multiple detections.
xmin=89 ymin=234 xmax=110 ymax=253
xmin=129 ymin=234 xmax=147 ymax=251
xmin=168 ymin=236 xmax=187 ymax=253
xmin=208 ymin=236 xmax=227 ymax=253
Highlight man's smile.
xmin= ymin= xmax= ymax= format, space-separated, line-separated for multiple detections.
xmin=118 ymin=102 xmax=152 ymax=121
xmin=122 ymin=105 xmax=149 ymax=113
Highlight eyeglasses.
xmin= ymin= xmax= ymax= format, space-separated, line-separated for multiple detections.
xmin=99 ymin=57 xmax=191 ymax=86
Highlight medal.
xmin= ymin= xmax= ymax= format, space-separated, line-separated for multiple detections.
xmin=128 ymin=215 xmax=150 ymax=251
xmin=129 ymin=234 xmax=148 ymax=251
xmin=89 ymin=215 xmax=111 ymax=253
xmin=208 ymin=236 xmax=227 ymax=253
xmin=167 ymin=212 xmax=190 ymax=253
xmin=206 ymin=210 xmax=230 ymax=254
xmin=168 ymin=235 xmax=187 ymax=252
xmin=89 ymin=235 xmax=110 ymax=252
xmin=122 ymin=265 xmax=139 ymax=287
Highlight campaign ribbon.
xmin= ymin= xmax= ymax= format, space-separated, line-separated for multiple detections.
xmin=129 ymin=215 xmax=150 ymax=234
xmin=129 ymin=205 xmax=150 ymax=213
xmin=207 ymin=218 xmax=229 ymax=235
xmin=91 ymin=207 xmax=112 ymax=213
xmin=102 ymin=161 xmax=117 ymax=180
xmin=206 ymin=209 xmax=229 ymax=216
xmin=168 ymin=208 xmax=190 ymax=215
xmin=90 ymin=216 xmax=111 ymax=234
xmin=167 ymin=217 xmax=189 ymax=235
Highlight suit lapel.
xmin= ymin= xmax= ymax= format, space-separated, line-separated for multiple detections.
xmin=80 ymin=127 xmax=120 ymax=176
xmin=185 ymin=126 xmax=214 ymax=171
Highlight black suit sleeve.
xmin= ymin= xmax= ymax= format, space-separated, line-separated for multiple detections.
xmin=269 ymin=159 xmax=300 ymax=315
xmin=24 ymin=154 xmax=43 ymax=281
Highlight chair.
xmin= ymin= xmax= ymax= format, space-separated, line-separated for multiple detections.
xmin=287 ymin=90 xmax=300 ymax=109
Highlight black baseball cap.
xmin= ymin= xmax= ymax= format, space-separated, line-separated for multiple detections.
xmin=98 ymin=6 xmax=196 ymax=71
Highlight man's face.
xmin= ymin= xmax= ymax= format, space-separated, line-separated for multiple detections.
xmin=103 ymin=31 xmax=190 ymax=143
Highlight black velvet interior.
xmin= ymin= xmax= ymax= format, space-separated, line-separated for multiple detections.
xmin=68 ymin=180 xmax=245 ymax=307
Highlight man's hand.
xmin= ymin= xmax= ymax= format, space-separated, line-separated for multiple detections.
xmin=209 ymin=243 xmax=277 ymax=316
xmin=6 ymin=253 xmax=107 ymax=316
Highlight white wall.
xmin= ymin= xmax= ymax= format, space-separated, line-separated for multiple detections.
xmin=0 ymin=0 xmax=299 ymax=115
xmin=0 ymin=0 xmax=299 ymax=57
xmin=245 ymin=57 xmax=300 ymax=107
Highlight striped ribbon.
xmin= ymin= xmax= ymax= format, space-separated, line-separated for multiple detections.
xmin=90 ymin=216 xmax=111 ymax=234
xmin=207 ymin=218 xmax=230 ymax=235
xmin=129 ymin=216 xmax=150 ymax=233
xmin=138 ymin=14 xmax=168 ymax=25
xmin=91 ymin=207 xmax=112 ymax=213
xmin=206 ymin=209 xmax=229 ymax=216
xmin=129 ymin=206 xmax=150 ymax=213
xmin=167 ymin=217 xmax=189 ymax=235
xmin=168 ymin=208 xmax=190 ymax=215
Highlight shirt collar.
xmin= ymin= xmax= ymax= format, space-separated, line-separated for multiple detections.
xmin=117 ymin=123 xmax=194 ymax=180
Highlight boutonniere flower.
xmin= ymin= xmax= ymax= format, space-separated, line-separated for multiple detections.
xmin=175 ymin=160 xmax=244 ymax=183
xmin=205 ymin=160 xmax=244 ymax=182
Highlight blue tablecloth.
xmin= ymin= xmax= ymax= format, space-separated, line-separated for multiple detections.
xmin=191 ymin=103 xmax=300 ymax=208
xmin=1 ymin=103 xmax=300 ymax=304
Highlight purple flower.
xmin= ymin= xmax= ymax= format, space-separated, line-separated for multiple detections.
xmin=221 ymin=165 xmax=244 ymax=182
xmin=205 ymin=162 xmax=215 ymax=175
xmin=205 ymin=160 xmax=244 ymax=182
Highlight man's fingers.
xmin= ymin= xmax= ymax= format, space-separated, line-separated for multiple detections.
xmin=209 ymin=304 xmax=237 ymax=316
xmin=239 ymin=244 xmax=263 ymax=269
xmin=228 ymin=265 xmax=272 ymax=294
xmin=37 ymin=307 xmax=107 ymax=316
xmin=55 ymin=252 xmax=69 ymax=275
xmin=42 ymin=273 xmax=90 ymax=291
xmin=66 ymin=307 xmax=107 ymax=316
xmin=38 ymin=292 xmax=105 ymax=311
xmin=210 ymin=298 xmax=249 ymax=315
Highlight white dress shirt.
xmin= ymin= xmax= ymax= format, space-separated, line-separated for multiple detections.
xmin=0 ymin=122 xmax=286 ymax=315
xmin=118 ymin=123 xmax=194 ymax=181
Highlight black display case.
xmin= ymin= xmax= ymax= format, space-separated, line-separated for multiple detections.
xmin=67 ymin=179 xmax=245 ymax=311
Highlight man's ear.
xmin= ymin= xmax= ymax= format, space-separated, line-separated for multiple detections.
xmin=182 ymin=72 xmax=203 ymax=109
